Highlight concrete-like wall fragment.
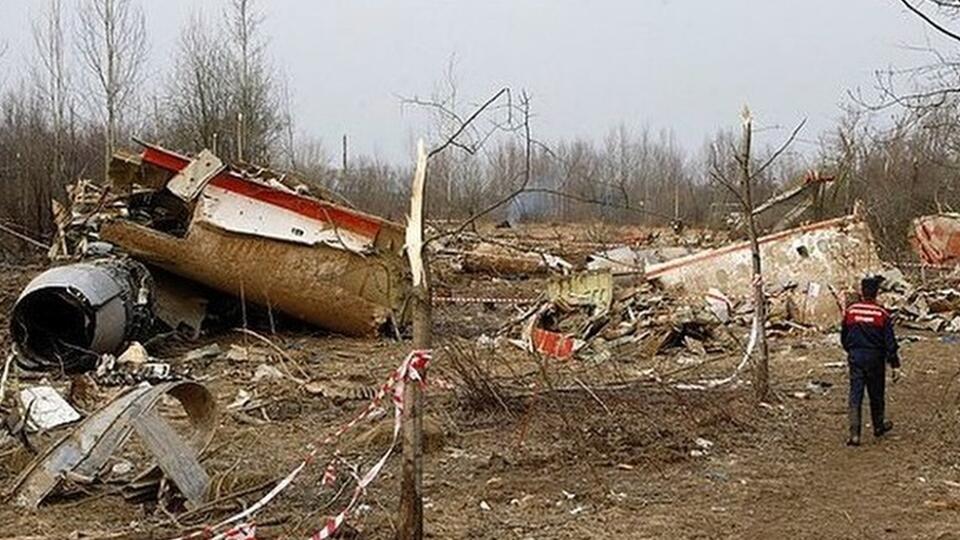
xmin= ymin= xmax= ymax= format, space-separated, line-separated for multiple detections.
xmin=645 ymin=216 xmax=883 ymax=327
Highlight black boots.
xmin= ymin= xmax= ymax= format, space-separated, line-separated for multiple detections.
xmin=848 ymin=406 xmax=861 ymax=447
xmin=847 ymin=420 xmax=893 ymax=446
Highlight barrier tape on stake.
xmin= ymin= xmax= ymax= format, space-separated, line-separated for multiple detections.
xmin=172 ymin=350 xmax=432 ymax=540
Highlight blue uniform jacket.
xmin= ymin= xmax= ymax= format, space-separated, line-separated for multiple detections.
xmin=841 ymin=300 xmax=900 ymax=368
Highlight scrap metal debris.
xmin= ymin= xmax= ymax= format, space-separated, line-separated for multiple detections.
xmin=645 ymin=213 xmax=882 ymax=328
xmin=521 ymin=270 xmax=614 ymax=359
xmin=100 ymin=142 xmax=410 ymax=337
xmin=11 ymin=258 xmax=154 ymax=373
xmin=888 ymin=285 xmax=960 ymax=332
xmin=481 ymin=210 xmax=879 ymax=370
xmin=13 ymin=142 xmax=415 ymax=371
xmin=731 ymin=171 xmax=834 ymax=234
xmin=95 ymin=342 xmax=179 ymax=386
xmin=911 ymin=214 xmax=960 ymax=266
xmin=11 ymin=380 xmax=216 ymax=508
xmin=18 ymin=386 xmax=81 ymax=431
xmin=461 ymin=241 xmax=571 ymax=276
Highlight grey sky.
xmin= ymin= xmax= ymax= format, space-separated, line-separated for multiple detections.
xmin=0 ymin=0 xmax=949 ymax=163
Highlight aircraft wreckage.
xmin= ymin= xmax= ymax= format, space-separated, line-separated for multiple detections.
xmin=12 ymin=142 xmax=410 ymax=372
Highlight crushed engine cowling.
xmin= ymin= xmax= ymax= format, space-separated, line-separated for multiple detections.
xmin=11 ymin=258 xmax=154 ymax=373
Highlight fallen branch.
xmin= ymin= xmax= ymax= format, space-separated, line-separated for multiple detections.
xmin=178 ymin=476 xmax=280 ymax=522
xmin=232 ymin=328 xmax=309 ymax=384
xmin=573 ymin=377 xmax=612 ymax=415
xmin=0 ymin=222 xmax=50 ymax=251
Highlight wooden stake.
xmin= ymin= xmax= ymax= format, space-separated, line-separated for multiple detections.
xmin=399 ymin=140 xmax=429 ymax=540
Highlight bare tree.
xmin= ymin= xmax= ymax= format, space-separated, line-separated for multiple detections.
xmin=227 ymin=0 xmax=285 ymax=162
xmin=736 ymin=112 xmax=771 ymax=402
xmin=33 ymin=0 xmax=71 ymax=186
xmin=710 ymin=109 xmax=805 ymax=402
xmin=76 ymin=0 xmax=147 ymax=180
xmin=859 ymin=1 xmax=960 ymax=112
xmin=0 ymin=38 xmax=9 ymax=92
xmin=163 ymin=13 xmax=233 ymax=154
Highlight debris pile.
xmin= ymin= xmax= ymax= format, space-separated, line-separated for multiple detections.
xmin=14 ymin=142 xmax=413 ymax=377
xmin=512 ymin=271 xmax=741 ymax=364
xmin=503 ymin=212 xmax=883 ymax=367
xmin=1 ymin=142 xmax=423 ymax=525
xmin=898 ymin=288 xmax=960 ymax=332
xmin=0 ymin=140 xmax=927 ymax=540
xmin=460 ymin=241 xmax=572 ymax=276
xmin=882 ymin=270 xmax=960 ymax=332
xmin=48 ymin=178 xmax=134 ymax=259
xmin=10 ymin=380 xmax=216 ymax=509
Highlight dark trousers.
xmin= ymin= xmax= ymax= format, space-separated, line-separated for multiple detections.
xmin=848 ymin=353 xmax=886 ymax=437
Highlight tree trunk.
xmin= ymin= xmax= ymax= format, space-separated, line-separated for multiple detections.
xmin=739 ymin=109 xmax=770 ymax=402
xmin=398 ymin=141 xmax=429 ymax=540
xmin=398 ymin=280 xmax=429 ymax=540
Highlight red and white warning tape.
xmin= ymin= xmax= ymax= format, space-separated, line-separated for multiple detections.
xmin=432 ymin=295 xmax=536 ymax=305
xmin=172 ymin=350 xmax=432 ymax=540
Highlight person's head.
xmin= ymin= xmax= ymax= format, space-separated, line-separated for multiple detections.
xmin=860 ymin=276 xmax=882 ymax=301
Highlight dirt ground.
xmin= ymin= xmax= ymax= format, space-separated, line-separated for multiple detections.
xmin=2 ymin=231 xmax=960 ymax=539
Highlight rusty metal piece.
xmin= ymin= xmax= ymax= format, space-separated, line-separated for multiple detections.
xmin=102 ymin=219 xmax=406 ymax=337
xmin=461 ymin=242 xmax=570 ymax=276
xmin=9 ymin=380 xmax=216 ymax=508
xmin=911 ymin=214 xmax=960 ymax=266
xmin=99 ymin=143 xmax=411 ymax=337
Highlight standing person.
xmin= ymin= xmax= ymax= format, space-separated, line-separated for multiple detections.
xmin=841 ymin=276 xmax=900 ymax=447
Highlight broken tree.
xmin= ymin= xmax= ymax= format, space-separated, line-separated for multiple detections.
xmin=737 ymin=109 xmax=770 ymax=402
xmin=399 ymin=141 xmax=429 ymax=540
xmin=707 ymin=109 xmax=805 ymax=402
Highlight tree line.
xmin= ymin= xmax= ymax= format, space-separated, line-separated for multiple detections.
xmin=0 ymin=0 xmax=957 ymax=261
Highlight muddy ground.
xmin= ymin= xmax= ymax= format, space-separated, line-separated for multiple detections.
xmin=1 ymin=225 xmax=960 ymax=539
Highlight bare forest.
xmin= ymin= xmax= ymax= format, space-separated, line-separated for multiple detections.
xmin=1 ymin=1 xmax=958 ymax=261
xmin=5 ymin=2 xmax=960 ymax=540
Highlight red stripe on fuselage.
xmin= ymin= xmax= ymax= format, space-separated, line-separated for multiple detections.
xmin=141 ymin=145 xmax=383 ymax=239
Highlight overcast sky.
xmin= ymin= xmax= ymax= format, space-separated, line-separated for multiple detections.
xmin=0 ymin=0 xmax=950 ymax=163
